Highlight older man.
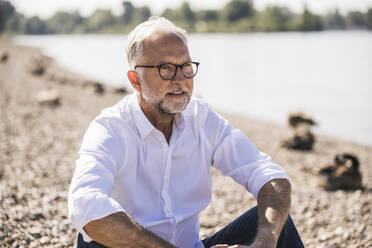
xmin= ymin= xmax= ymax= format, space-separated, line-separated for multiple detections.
xmin=68 ymin=17 xmax=304 ymax=248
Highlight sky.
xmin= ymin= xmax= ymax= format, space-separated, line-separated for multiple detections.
xmin=10 ymin=0 xmax=372 ymax=19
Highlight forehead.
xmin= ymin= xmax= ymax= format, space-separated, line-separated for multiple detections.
xmin=140 ymin=31 xmax=190 ymax=64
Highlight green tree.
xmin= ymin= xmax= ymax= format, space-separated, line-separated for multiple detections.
xmin=221 ymin=0 xmax=254 ymax=22
xmin=84 ymin=9 xmax=116 ymax=32
xmin=178 ymin=2 xmax=195 ymax=23
xmin=131 ymin=6 xmax=151 ymax=25
xmin=196 ymin=10 xmax=219 ymax=22
xmin=4 ymin=13 xmax=25 ymax=33
xmin=46 ymin=11 xmax=83 ymax=33
xmin=0 ymin=0 xmax=15 ymax=32
xmin=162 ymin=8 xmax=177 ymax=21
xmin=300 ymin=5 xmax=323 ymax=31
xmin=346 ymin=11 xmax=367 ymax=28
xmin=162 ymin=2 xmax=196 ymax=31
xmin=323 ymin=8 xmax=346 ymax=29
xmin=367 ymin=8 xmax=372 ymax=30
xmin=24 ymin=16 xmax=48 ymax=34
xmin=122 ymin=1 xmax=134 ymax=24
xmin=256 ymin=6 xmax=294 ymax=31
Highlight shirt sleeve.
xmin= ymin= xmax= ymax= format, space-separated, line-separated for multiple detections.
xmin=68 ymin=117 xmax=126 ymax=242
xmin=205 ymin=109 xmax=290 ymax=198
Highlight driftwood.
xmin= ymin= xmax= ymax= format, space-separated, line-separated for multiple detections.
xmin=30 ymin=55 xmax=51 ymax=76
xmin=318 ymin=153 xmax=363 ymax=191
xmin=0 ymin=49 xmax=9 ymax=63
xmin=83 ymin=80 xmax=105 ymax=95
xmin=288 ymin=112 xmax=316 ymax=127
xmin=281 ymin=123 xmax=315 ymax=150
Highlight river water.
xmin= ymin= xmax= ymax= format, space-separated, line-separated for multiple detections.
xmin=16 ymin=31 xmax=372 ymax=146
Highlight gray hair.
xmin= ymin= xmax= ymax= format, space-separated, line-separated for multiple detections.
xmin=126 ymin=16 xmax=188 ymax=69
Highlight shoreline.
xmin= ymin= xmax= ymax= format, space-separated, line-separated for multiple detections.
xmin=14 ymin=33 xmax=372 ymax=148
xmin=0 ymin=39 xmax=371 ymax=247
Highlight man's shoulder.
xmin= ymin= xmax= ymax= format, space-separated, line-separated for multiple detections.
xmin=184 ymin=96 xmax=210 ymax=117
xmin=185 ymin=97 xmax=225 ymax=124
xmin=92 ymin=94 xmax=134 ymax=129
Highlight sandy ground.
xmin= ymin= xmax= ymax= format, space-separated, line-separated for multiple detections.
xmin=0 ymin=39 xmax=371 ymax=248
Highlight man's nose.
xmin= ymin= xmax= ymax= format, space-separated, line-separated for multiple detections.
xmin=172 ymin=66 xmax=187 ymax=82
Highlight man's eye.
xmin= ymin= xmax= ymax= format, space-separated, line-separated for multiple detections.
xmin=183 ymin=63 xmax=192 ymax=69
xmin=161 ymin=64 xmax=175 ymax=71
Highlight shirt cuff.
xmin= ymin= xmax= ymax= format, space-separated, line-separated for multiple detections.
xmin=80 ymin=228 xmax=93 ymax=242
xmin=69 ymin=191 xmax=126 ymax=242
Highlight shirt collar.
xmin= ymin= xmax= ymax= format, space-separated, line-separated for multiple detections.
xmin=129 ymin=93 xmax=156 ymax=140
xmin=129 ymin=92 xmax=187 ymax=140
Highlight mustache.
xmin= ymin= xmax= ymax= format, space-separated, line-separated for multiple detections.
xmin=166 ymin=86 xmax=189 ymax=94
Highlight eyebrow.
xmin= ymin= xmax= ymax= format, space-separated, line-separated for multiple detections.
xmin=156 ymin=54 xmax=192 ymax=64
xmin=157 ymin=60 xmax=192 ymax=65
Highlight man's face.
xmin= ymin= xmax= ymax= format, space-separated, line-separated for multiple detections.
xmin=135 ymin=32 xmax=194 ymax=115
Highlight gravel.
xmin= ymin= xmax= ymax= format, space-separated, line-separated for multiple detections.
xmin=0 ymin=40 xmax=371 ymax=248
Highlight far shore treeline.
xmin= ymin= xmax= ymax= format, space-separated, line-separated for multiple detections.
xmin=1 ymin=0 xmax=372 ymax=35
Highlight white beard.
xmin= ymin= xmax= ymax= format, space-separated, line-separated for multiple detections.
xmin=141 ymin=83 xmax=191 ymax=114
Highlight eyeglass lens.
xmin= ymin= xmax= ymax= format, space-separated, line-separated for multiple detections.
xmin=159 ymin=63 xmax=197 ymax=80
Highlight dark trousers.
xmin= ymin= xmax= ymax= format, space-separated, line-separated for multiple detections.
xmin=202 ymin=206 xmax=304 ymax=247
xmin=77 ymin=206 xmax=304 ymax=248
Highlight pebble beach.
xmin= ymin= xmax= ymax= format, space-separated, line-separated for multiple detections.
xmin=0 ymin=39 xmax=371 ymax=248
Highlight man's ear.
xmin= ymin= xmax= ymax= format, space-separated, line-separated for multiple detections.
xmin=127 ymin=70 xmax=141 ymax=92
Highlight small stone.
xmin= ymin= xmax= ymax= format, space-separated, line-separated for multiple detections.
xmin=29 ymin=241 xmax=40 ymax=248
xmin=60 ymin=235 xmax=71 ymax=245
xmin=6 ymin=237 xmax=15 ymax=245
xmin=37 ymin=89 xmax=60 ymax=106
xmin=334 ymin=226 xmax=343 ymax=235
xmin=114 ymin=87 xmax=128 ymax=94
xmin=83 ymin=80 xmax=105 ymax=94
xmin=342 ymin=231 xmax=351 ymax=240
xmin=29 ymin=227 xmax=41 ymax=238
xmin=40 ymin=236 xmax=49 ymax=244
xmin=319 ymin=232 xmax=331 ymax=241
xmin=201 ymin=216 xmax=219 ymax=228
xmin=356 ymin=223 xmax=366 ymax=234
xmin=29 ymin=212 xmax=45 ymax=221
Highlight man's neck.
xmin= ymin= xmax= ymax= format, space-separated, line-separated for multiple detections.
xmin=139 ymin=97 xmax=175 ymax=143
xmin=148 ymin=111 xmax=174 ymax=143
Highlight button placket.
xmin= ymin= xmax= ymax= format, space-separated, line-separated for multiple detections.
xmin=166 ymin=145 xmax=179 ymax=243
xmin=162 ymin=126 xmax=179 ymax=241
xmin=165 ymin=149 xmax=173 ymax=210
xmin=170 ymin=219 xmax=178 ymax=243
xmin=161 ymin=142 xmax=174 ymax=217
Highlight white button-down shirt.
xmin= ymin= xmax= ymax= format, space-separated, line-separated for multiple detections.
xmin=68 ymin=92 xmax=290 ymax=248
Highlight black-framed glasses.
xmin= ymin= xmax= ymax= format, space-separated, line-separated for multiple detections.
xmin=135 ymin=62 xmax=200 ymax=80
